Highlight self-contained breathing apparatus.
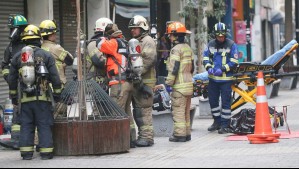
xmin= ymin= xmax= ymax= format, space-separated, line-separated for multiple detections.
xmin=20 ymin=46 xmax=49 ymax=99
xmin=126 ymin=38 xmax=153 ymax=98
xmin=127 ymin=38 xmax=143 ymax=82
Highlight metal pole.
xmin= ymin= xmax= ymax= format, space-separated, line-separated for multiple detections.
xmin=296 ymin=0 xmax=299 ymax=62
xmin=244 ymin=0 xmax=251 ymax=62
xmin=150 ymin=0 xmax=157 ymax=39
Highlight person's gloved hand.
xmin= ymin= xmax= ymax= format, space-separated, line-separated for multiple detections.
xmin=154 ymin=84 xmax=165 ymax=92
xmin=10 ymin=94 xmax=18 ymax=105
xmin=3 ymin=74 xmax=8 ymax=83
xmin=53 ymin=93 xmax=61 ymax=103
xmin=166 ymin=85 xmax=172 ymax=93
xmin=208 ymin=68 xmax=214 ymax=75
xmin=214 ymin=68 xmax=223 ymax=76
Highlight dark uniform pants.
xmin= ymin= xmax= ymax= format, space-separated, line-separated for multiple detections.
xmin=208 ymin=80 xmax=233 ymax=128
xmin=19 ymin=101 xmax=54 ymax=158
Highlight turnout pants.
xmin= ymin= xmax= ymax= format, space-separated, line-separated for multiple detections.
xmin=110 ymin=82 xmax=136 ymax=142
xmin=19 ymin=101 xmax=54 ymax=158
xmin=132 ymin=84 xmax=154 ymax=142
xmin=171 ymin=91 xmax=192 ymax=137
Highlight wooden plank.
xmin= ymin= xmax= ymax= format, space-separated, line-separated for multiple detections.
xmin=87 ymin=121 xmax=94 ymax=155
xmin=122 ymin=118 xmax=130 ymax=151
xmin=53 ymin=122 xmax=69 ymax=156
xmin=60 ymin=122 xmax=68 ymax=155
xmin=72 ymin=122 xmax=79 ymax=155
xmin=52 ymin=123 xmax=60 ymax=155
xmin=77 ymin=121 xmax=84 ymax=155
xmin=96 ymin=120 xmax=108 ymax=154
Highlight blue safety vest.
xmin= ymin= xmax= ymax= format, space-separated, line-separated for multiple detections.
xmin=203 ymin=39 xmax=239 ymax=82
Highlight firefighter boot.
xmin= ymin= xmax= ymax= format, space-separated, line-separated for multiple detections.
xmin=169 ymin=135 xmax=187 ymax=142
xmin=130 ymin=128 xmax=136 ymax=148
xmin=22 ymin=152 xmax=33 ymax=160
xmin=207 ymin=119 xmax=221 ymax=132
xmin=0 ymin=126 xmax=20 ymax=150
xmin=135 ymin=138 xmax=154 ymax=147
xmin=186 ymin=135 xmax=191 ymax=141
xmin=41 ymin=153 xmax=53 ymax=160
xmin=218 ymin=119 xmax=233 ymax=134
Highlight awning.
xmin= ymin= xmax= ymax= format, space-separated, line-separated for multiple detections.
xmin=114 ymin=0 xmax=149 ymax=7
xmin=115 ymin=4 xmax=150 ymax=18
xmin=271 ymin=10 xmax=284 ymax=24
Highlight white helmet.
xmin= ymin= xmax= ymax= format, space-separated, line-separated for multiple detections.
xmin=128 ymin=15 xmax=149 ymax=31
xmin=95 ymin=17 xmax=113 ymax=32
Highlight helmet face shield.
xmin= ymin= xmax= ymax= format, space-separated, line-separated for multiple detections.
xmin=215 ymin=31 xmax=226 ymax=37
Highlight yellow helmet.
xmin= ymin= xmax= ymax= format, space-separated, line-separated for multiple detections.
xmin=21 ymin=24 xmax=41 ymax=40
xmin=39 ymin=20 xmax=57 ymax=36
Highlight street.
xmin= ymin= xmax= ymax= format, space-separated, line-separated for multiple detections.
xmin=0 ymin=85 xmax=299 ymax=168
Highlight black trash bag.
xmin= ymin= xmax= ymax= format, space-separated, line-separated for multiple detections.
xmin=230 ymin=108 xmax=256 ymax=135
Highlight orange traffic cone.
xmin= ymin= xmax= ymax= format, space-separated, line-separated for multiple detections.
xmin=247 ymin=71 xmax=281 ymax=144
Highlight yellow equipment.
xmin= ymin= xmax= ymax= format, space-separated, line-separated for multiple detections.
xmin=194 ymin=40 xmax=299 ymax=112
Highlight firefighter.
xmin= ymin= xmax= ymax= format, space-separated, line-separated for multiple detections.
xmin=39 ymin=20 xmax=74 ymax=85
xmin=86 ymin=17 xmax=112 ymax=92
xmin=203 ymin=22 xmax=239 ymax=134
xmin=155 ymin=21 xmax=194 ymax=142
xmin=128 ymin=15 xmax=157 ymax=147
xmin=8 ymin=25 xmax=62 ymax=160
xmin=97 ymin=23 xmax=136 ymax=148
xmin=39 ymin=20 xmax=73 ymax=117
xmin=0 ymin=14 xmax=28 ymax=150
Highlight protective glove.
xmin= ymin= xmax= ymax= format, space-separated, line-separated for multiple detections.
xmin=213 ymin=68 xmax=223 ymax=76
xmin=11 ymin=98 xmax=18 ymax=106
xmin=166 ymin=85 xmax=172 ymax=93
xmin=3 ymin=74 xmax=8 ymax=83
xmin=10 ymin=94 xmax=18 ymax=106
xmin=208 ymin=68 xmax=214 ymax=75
xmin=140 ymin=85 xmax=153 ymax=99
xmin=53 ymin=93 xmax=61 ymax=103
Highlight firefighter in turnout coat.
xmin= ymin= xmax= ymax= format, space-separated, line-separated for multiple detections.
xmin=8 ymin=25 xmax=61 ymax=160
xmin=156 ymin=21 xmax=194 ymax=142
xmin=128 ymin=15 xmax=157 ymax=147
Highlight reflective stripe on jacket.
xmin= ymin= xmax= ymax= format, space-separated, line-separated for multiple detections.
xmin=203 ymin=39 xmax=239 ymax=82
xmin=137 ymin=35 xmax=157 ymax=88
xmin=42 ymin=40 xmax=73 ymax=84
xmin=166 ymin=43 xmax=194 ymax=96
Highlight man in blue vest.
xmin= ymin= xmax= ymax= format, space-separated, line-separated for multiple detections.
xmin=203 ymin=22 xmax=239 ymax=134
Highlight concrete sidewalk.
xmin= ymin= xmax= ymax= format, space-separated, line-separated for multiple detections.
xmin=1 ymin=88 xmax=299 ymax=168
